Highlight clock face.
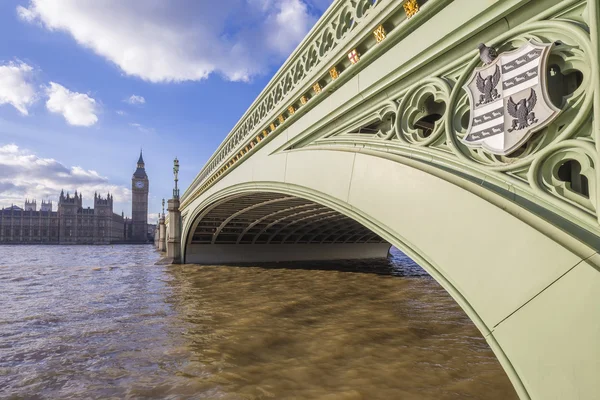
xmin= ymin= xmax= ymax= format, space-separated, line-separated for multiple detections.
xmin=135 ymin=180 xmax=144 ymax=189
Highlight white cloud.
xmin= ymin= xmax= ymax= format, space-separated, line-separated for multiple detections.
xmin=0 ymin=144 xmax=130 ymax=209
xmin=116 ymin=110 xmax=126 ymax=116
xmin=266 ymin=0 xmax=314 ymax=55
xmin=16 ymin=5 xmax=36 ymax=22
xmin=45 ymin=82 xmax=98 ymax=126
xmin=17 ymin=0 xmax=323 ymax=83
xmin=0 ymin=61 xmax=37 ymax=115
xmin=125 ymin=94 xmax=145 ymax=105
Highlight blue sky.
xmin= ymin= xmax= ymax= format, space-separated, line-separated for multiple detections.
xmin=0 ymin=0 xmax=330 ymax=222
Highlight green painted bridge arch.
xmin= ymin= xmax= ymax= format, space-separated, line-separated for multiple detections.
xmin=168 ymin=0 xmax=600 ymax=398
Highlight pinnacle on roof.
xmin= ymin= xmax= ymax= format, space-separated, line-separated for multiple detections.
xmin=138 ymin=149 xmax=144 ymax=165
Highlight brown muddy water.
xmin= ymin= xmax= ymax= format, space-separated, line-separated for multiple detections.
xmin=0 ymin=245 xmax=517 ymax=399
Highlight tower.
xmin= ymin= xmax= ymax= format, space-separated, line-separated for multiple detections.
xmin=40 ymin=200 xmax=52 ymax=212
xmin=94 ymin=192 xmax=114 ymax=244
xmin=24 ymin=199 xmax=36 ymax=211
xmin=131 ymin=150 xmax=149 ymax=241
xmin=58 ymin=190 xmax=82 ymax=244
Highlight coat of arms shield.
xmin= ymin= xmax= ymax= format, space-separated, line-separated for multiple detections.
xmin=462 ymin=40 xmax=560 ymax=155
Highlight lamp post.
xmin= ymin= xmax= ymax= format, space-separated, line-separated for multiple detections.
xmin=173 ymin=157 xmax=180 ymax=199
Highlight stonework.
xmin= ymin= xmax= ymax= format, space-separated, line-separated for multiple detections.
xmin=0 ymin=191 xmax=125 ymax=244
xmin=131 ymin=151 xmax=149 ymax=241
xmin=0 ymin=152 xmax=151 ymax=245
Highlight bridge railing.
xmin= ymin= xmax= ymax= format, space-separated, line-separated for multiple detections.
xmin=181 ymin=0 xmax=448 ymax=208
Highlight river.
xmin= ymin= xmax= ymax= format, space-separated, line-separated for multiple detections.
xmin=0 ymin=245 xmax=517 ymax=399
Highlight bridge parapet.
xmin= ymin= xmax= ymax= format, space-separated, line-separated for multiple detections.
xmin=182 ymin=0 xmax=455 ymax=206
xmin=182 ymin=0 xmax=600 ymax=245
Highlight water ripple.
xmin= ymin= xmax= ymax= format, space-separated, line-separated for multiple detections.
xmin=0 ymin=245 xmax=516 ymax=399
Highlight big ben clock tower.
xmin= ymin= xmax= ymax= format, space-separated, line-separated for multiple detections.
xmin=131 ymin=150 xmax=149 ymax=241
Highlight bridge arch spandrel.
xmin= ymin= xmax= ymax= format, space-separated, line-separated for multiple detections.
xmin=181 ymin=148 xmax=600 ymax=400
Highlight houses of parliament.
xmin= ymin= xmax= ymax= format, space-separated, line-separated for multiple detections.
xmin=0 ymin=152 xmax=150 ymax=244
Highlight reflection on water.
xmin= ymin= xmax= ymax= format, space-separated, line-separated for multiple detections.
xmin=0 ymin=245 xmax=517 ymax=399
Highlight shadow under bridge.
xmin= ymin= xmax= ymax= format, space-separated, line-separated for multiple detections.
xmin=184 ymin=191 xmax=390 ymax=264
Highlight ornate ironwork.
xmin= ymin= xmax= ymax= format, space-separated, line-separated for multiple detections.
xmin=183 ymin=0 xmax=598 ymax=239
xmin=302 ymin=15 xmax=596 ymax=231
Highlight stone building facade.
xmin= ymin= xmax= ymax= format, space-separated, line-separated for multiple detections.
xmin=0 ymin=191 xmax=126 ymax=244
xmin=0 ymin=204 xmax=60 ymax=244
xmin=0 ymin=152 xmax=150 ymax=245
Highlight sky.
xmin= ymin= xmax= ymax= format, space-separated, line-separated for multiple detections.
xmin=0 ymin=0 xmax=331 ymax=223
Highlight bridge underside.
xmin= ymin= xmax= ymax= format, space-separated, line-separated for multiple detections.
xmin=185 ymin=192 xmax=390 ymax=264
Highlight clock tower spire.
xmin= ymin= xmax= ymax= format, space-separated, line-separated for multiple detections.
xmin=131 ymin=149 xmax=149 ymax=241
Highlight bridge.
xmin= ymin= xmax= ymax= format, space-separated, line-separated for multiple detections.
xmin=157 ymin=0 xmax=600 ymax=398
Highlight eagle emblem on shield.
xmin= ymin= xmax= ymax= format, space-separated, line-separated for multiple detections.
xmin=462 ymin=40 xmax=560 ymax=155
